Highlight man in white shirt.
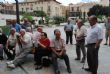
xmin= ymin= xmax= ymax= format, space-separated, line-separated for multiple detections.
xmin=75 ymin=19 xmax=87 ymax=63
xmin=6 ymin=29 xmax=33 ymax=68
xmin=85 ymin=15 xmax=103 ymax=74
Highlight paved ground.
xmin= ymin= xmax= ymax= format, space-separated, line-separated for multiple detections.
xmin=0 ymin=26 xmax=110 ymax=74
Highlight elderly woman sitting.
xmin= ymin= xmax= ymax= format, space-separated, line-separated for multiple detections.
xmin=6 ymin=28 xmax=17 ymax=60
xmin=6 ymin=29 xmax=33 ymax=68
xmin=34 ymin=32 xmax=51 ymax=70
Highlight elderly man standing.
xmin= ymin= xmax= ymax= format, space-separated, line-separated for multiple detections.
xmin=64 ymin=20 xmax=74 ymax=45
xmin=85 ymin=15 xmax=103 ymax=74
xmin=75 ymin=19 xmax=87 ymax=63
xmin=6 ymin=29 xmax=33 ymax=68
xmin=104 ymin=16 xmax=110 ymax=46
xmin=51 ymin=29 xmax=71 ymax=74
xmin=21 ymin=18 xmax=32 ymax=30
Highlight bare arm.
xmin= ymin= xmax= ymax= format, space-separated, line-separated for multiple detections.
xmin=95 ymin=39 xmax=103 ymax=48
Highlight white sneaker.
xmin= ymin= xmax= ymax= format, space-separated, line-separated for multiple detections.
xmin=6 ymin=61 xmax=13 ymax=65
xmin=7 ymin=63 xmax=15 ymax=68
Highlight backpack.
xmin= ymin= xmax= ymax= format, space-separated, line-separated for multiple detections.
xmin=42 ymin=58 xmax=51 ymax=67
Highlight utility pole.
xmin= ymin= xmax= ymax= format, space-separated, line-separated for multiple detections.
xmin=15 ymin=0 xmax=20 ymax=24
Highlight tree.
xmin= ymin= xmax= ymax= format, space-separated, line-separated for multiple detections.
xmin=103 ymin=7 xmax=110 ymax=16
xmin=45 ymin=16 xmax=50 ymax=24
xmin=33 ymin=11 xmax=47 ymax=24
xmin=33 ymin=11 xmax=46 ymax=17
xmin=87 ymin=5 xmax=104 ymax=16
xmin=21 ymin=12 xmax=33 ymax=22
xmin=53 ymin=16 xmax=66 ymax=25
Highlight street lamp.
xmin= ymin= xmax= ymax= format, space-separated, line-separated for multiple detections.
xmin=15 ymin=0 xmax=20 ymax=24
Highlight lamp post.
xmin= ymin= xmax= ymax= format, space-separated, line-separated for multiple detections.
xmin=15 ymin=0 xmax=20 ymax=24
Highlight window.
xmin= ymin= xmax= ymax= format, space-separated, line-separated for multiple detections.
xmin=41 ymin=7 xmax=43 ymax=11
xmin=31 ymin=7 xmax=33 ymax=10
xmin=35 ymin=2 xmax=37 ymax=4
xmin=22 ymin=8 xmax=24 ymax=12
xmin=36 ymin=7 xmax=38 ymax=10
xmin=77 ymin=7 xmax=79 ymax=11
xmin=71 ymin=7 xmax=74 ymax=11
xmin=48 ymin=6 xmax=51 ymax=12
xmin=26 ymin=8 xmax=29 ymax=11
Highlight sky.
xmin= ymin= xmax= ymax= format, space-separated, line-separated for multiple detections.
xmin=0 ymin=0 xmax=100 ymax=5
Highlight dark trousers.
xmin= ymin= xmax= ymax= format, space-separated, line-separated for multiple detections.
xmin=8 ymin=45 xmax=15 ymax=60
xmin=65 ymin=31 xmax=73 ymax=44
xmin=76 ymin=40 xmax=86 ymax=60
xmin=3 ymin=45 xmax=15 ymax=60
xmin=34 ymin=47 xmax=51 ymax=65
xmin=87 ymin=43 xmax=99 ymax=74
xmin=52 ymin=52 xmax=71 ymax=73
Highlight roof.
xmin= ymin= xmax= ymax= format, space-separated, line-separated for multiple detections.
xmin=13 ymin=0 xmax=61 ymax=4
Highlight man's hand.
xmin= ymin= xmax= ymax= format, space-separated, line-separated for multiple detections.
xmin=0 ymin=44 xmax=2 ymax=48
xmin=95 ymin=44 xmax=99 ymax=49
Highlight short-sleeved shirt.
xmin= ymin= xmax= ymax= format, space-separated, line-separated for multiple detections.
xmin=76 ymin=26 xmax=87 ymax=40
xmin=8 ymin=33 xmax=17 ymax=46
xmin=86 ymin=24 xmax=103 ymax=44
xmin=21 ymin=34 xmax=33 ymax=49
xmin=11 ymin=23 xmax=21 ymax=32
xmin=64 ymin=23 xmax=73 ymax=31
xmin=21 ymin=22 xmax=31 ymax=30
xmin=39 ymin=38 xmax=50 ymax=48
xmin=50 ymin=38 xmax=66 ymax=51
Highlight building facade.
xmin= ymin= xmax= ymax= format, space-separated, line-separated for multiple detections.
xmin=68 ymin=0 xmax=110 ymax=19
xmin=99 ymin=0 xmax=109 ymax=6
xmin=12 ymin=0 xmax=65 ymax=17
xmin=0 ymin=3 xmax=14 ymax=14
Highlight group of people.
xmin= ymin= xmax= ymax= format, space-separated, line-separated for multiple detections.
xmin=64 ymin=15 xmax=103 ymax=74
xmin=0 ymin=15 xmax=107 ymax=74
xmin=0 ymin=18 xmax=72 ymax=74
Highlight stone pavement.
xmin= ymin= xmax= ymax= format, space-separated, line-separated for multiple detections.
xmin=0 ymin=26 xmax=110 ymax=74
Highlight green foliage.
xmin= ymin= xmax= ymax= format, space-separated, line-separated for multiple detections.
xmin=88 ymin=5 xmax=104 ymax=16
xmin=33 ymin=11 xmax=46 ymax=17
xmin=21 ymin=13 xmax=33 ymax=22
xmin=53 ymin=16 xmax=66 ymax=25
xmin=33 ymin=11 xmax=47 ymax=24
xmin=88 ymin=4 xmax=110 ymax=17
xmin=0 ymin=26 xmax=10 ymax=35
xmin=45 ymin=16 xmax=50 ymax=24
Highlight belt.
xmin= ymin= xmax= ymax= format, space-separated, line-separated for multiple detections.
xmin=87 ymin=43 xmax=96 ymax=45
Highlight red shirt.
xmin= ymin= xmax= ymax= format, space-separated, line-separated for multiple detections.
xmin=39 ymin=38 xmax=50 ymax=48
